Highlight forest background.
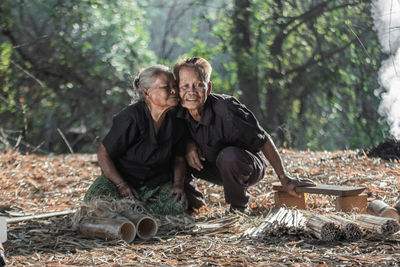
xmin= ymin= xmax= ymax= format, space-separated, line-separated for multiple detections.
xmin=0 ymin=0 xmax=397 ymax=154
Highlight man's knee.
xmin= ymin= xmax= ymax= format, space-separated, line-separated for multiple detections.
xmin=216 ymin=146 xmax=242 ymax=167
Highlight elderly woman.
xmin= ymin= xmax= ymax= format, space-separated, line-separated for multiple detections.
xmin=173 ymin=57 xmax=314 ymax=213
xmin=84 ymin=65 xmax=204 ymax=215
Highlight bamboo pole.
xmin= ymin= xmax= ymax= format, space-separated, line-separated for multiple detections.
xmin=306 ymin=214 xmax=341 ymax=241
xmin=120 ymin=210 xmax=158 ymax=240
xmin=330 ymin=215 xmax=362 ymax=241
xmin=367 ymin=200 xmax=400 ymax=221
xmin=77 ymin=216 xmax=136 ymax=243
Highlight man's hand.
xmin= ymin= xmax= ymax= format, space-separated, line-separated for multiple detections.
xmin=279 ymin=174 xmax=315 ymax=198
xmin=170 ymin=184 xmax=188 ymax=209
xmin=117 ymin=182 xmax=139 ymax=199
xmin=185 ymin=140 xmax=205 ymax=171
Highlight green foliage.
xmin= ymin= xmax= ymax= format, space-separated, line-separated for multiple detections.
xmin=0 ymin=0 xmax=388 ymax=152
xmin=0 ymin=0 xmax=155 ymax=152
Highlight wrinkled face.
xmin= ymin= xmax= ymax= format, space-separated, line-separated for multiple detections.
xmin=144 ymin=73 xmax=178 ymax=108
xmin=178 ymin=66 xmax=211 ymax=110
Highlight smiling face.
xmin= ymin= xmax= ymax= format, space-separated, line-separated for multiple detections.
xmin=178 ymin=66 xmax=211 ymax=111
xmin=144 ymin=73 xmax=178 ymax=109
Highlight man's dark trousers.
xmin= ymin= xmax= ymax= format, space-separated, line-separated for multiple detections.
xmin=187 ymin=146 xmax=267 ymax=209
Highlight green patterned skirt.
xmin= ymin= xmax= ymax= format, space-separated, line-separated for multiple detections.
xmin=84 ymin=174 xmax=185 ymax=216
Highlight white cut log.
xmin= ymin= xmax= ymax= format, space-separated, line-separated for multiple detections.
xmin=367 ymin=200 xmax=400 ymax=221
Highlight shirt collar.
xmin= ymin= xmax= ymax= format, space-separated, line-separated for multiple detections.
xmin=198 ymin=96 xmax=213 ymax=126
xmin=142 ymin=102 xmax=173 ymax=145
xmin=176 ymin=95 xmax=214 ymax=127
xmin=142 ymin=102 xmax=158 ymax=145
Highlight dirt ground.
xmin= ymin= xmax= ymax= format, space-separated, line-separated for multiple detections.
xmin=1 ymin=149 xmax=399 ymax=266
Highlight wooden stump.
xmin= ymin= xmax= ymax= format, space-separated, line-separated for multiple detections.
xmin=274 ymin=191 xmax=306 ymax=209
xmin=335 ymin=194 xmax=367 ymax=213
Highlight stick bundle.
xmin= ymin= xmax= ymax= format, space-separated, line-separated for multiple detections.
xmin=240 ymin=208 xmax=306 ymax=239
xmin=330 ymin=215 xmax=362 ymax=241
xmin=356 ymin=214 xmax=400 ymax=235
xmin=306 ymin=214 xmax=341 ymax=241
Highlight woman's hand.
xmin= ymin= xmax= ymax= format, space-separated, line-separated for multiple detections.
xmin=170 ymin=184 xmax=188 ymax=209
xmin=116 ymin=182 xmax=139 ymax=199
xmin=279 ymin=174 xmax=315 ymax=198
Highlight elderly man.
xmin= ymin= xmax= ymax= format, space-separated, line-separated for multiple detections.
xmin=174 ymin=57 xmax=314 ymax=212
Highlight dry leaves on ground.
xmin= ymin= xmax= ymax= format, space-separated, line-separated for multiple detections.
xmin=1 ymin=149 xmax=399 ymax=266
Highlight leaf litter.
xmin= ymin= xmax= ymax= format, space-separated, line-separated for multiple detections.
xmin=0 ymin=149 xmax=399 ymax=266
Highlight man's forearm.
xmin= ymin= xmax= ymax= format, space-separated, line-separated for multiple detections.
xmin=260 ymin=135 xmax=286 ymax=178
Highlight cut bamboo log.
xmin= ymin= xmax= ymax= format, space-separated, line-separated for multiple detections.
xmin=77 ymin=216 xmax=136 ymax=243
xmin=367 ymin=200 xmax=400 ymax=221
xmin=120 ymin=210 xmax=158 ymax=240
xmin=330 ymin=215 xmax=362 ymax=241
xmin=306 ymin=214 xmax=341 ymax=241
xmin=356 ymin=214 xmax=400 ymax=235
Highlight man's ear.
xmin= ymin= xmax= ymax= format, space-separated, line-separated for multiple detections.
xmin=142 ymin=88 xmax=149 ymax=96
xmin=207 ymin=82 xmax=212 ymax=96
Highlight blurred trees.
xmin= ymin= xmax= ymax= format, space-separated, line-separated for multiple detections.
xmin=0 ymin=0 xmax=153 ymax=152
xmin=178 ymin=0 xmax=385 ymax=149
xmin=0 ymin=0 xmax=386 ymax=153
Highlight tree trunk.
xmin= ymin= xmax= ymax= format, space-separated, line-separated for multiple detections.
xmin=231 ymin=0 xmax=261 ymax=120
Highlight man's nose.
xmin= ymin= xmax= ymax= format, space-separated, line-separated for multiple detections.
xmin=189 ymin=85 xmax=198 ymax=92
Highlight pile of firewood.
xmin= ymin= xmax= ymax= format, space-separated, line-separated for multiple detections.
xmin=240 ymin=207 xmax=400 ymax=242
xmin=240 ymin=208 xmax=306 ymax=239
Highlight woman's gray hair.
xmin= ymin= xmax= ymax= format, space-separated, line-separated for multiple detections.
xmin=133 ymin=64 xmax=173 ymax=100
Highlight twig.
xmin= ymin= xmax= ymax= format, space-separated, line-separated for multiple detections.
xmin=10 ymin=59 xmax=46 ymax=88
xmin=57 ymin=128 xmax=74 ymax=154
xmin=6 ymin=210 xmax=77 ymax=223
